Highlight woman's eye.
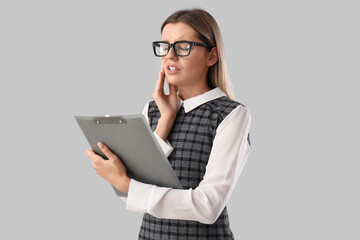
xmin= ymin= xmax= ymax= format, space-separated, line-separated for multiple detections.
xmin=177 ymin=44 xmax=190 ymax=51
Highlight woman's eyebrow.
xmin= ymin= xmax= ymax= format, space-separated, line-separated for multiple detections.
xmin=161 ymin=36 xmax=192 ymax=42
xmin=161 ymin=39 xmax=194 ymax=43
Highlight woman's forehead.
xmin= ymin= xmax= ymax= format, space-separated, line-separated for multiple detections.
xmin=161 ymin=22 xmax=199 ymax=42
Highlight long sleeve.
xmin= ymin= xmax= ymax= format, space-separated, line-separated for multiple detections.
xmin=126 ymin=105 xmax=251 ymax=224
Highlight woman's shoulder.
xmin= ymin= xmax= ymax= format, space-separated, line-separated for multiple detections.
xmin=204 ymin=96 xmax=248 ymax=120
xmin=147 ymin=100 xmax=160 ymax=115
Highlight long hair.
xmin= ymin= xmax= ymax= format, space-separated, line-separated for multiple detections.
xmin=161 ymin=8 xmax=235 ymax=100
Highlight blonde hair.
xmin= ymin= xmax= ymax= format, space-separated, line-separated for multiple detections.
xmin=161 ymin=8 xmax=235 ymax=100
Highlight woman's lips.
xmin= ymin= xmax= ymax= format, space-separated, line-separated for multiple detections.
xmin=166 ymin=65 xmax=181 ymax=75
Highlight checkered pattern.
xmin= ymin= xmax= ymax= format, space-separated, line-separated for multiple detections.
xmin=138 ymin=96 xmax=246 ymax=240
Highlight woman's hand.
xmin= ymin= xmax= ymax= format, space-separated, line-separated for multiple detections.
xmin=86 ymin=142 xmax=130 ymax=193
xmin=152 ymin=67 xmax=179 ymax=140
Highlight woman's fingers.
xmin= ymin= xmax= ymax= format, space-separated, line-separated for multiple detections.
xmin=86 ymin=149 xmax=103 ymax=172
xmin=86 ymin=149 xmax=101 ymax=161
xmin=86 ymin=143 xmax=118 ymax=163
xmin=85 ymin=147 xmax=130 ymax=193
xmin=97 ymin=142 xmax=117 ymax=160
xmin=153 ymin=70 xmax=165 ymax=98
xmin=153 ymin=66 xmax=178 ymax=122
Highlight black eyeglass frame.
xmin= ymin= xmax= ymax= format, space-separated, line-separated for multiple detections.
xmin=152 ymin=40 xmax=211 ymax=57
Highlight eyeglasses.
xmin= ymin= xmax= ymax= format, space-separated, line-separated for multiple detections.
xmin=152 ymin=41 xmax=210 ymax=57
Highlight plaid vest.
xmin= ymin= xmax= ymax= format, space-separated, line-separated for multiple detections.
xmin=139 ymin=96 xmax=246 ymax=240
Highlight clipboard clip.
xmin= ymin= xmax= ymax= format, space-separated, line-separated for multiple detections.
xmin=94 ymin=115 xmax=126 ymax=126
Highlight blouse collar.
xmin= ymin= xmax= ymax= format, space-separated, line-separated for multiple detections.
xmin=178 ymin=87 xmax=227 ymax=113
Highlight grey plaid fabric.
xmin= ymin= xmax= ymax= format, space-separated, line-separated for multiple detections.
xmin=139 ymin=96 xmax=247 ymax=240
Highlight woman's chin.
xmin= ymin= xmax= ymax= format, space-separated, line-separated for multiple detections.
xmin=165 ymin=75 xmax=181 ymax=86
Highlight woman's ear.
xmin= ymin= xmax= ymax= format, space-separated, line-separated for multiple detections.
xmin=207 ymin=47 xmax=218 ymax=67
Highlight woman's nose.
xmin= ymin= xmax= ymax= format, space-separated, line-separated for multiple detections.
xmin=166 ymin=46 xmax=178 ymax=60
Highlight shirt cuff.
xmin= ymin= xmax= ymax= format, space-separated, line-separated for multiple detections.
xmin=153 ymin=131 xmax=174 ymax=157
xmin=126 ymin=179 xmax=154 ymax=213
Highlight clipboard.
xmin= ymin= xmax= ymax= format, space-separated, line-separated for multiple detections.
xmin=75 ymin=114 xmax=182 ymax=197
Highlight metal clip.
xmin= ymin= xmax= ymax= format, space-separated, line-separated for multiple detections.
xmin=94 ymin=116 xmax=126 ymax=126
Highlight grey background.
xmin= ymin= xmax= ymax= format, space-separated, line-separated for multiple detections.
xmin=1 ymin=0 xmax=359 ymax=239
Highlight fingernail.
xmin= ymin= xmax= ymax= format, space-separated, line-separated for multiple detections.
xmin=97 ymin=142 xmax=104 ymax=148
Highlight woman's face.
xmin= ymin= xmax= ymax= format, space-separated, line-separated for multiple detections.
xmin=161 ymin=22 xmax=213 ymax=92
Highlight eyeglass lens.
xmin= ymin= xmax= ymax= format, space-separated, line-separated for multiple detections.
xmin=154 ymin=42 xmax=191 ymax=56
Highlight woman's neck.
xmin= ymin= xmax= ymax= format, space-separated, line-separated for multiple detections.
xmin=177 ymin=83 xmax=211 ymax=100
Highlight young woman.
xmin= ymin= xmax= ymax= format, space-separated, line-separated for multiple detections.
xmin=86 ymin=8 xmax=252 ymax=239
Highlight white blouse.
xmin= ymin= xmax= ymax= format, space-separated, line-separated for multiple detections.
xmin=123 ymin=87 xmax=252 ymax=224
